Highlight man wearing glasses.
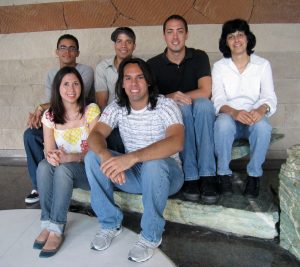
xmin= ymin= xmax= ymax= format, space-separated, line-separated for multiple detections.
xmin=23 ymin=34 xmax=95 ymax=204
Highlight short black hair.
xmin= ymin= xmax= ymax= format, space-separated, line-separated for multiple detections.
xmin=219 ymin=19 xmax=256 ymax=58
xmin=57 ymin=34 xmax=79 ymax=50
xmin=163 ymin=14 xmax=188 ymax=33
xmin=50 ymin=66 xmax=85 ymax=124
xmin=115 ymin=58 xmax=158 ymax=114
xmin=111 ymin=27 xmax=136 ymax=43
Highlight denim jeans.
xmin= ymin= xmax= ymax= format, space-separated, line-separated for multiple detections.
xmin=23 ymin=127 xmax=44 ymax=190
xmin=179 ymin=98 xmax=216 ymax=180
xmin=84 ymin=150 xmax=184 ymax=243
xmin=37 ymin=159 xmax=90 ymax=234
xmin=214 ymin=114 xmax=272 ymax=177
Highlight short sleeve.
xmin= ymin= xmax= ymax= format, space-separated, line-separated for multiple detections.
xmin=85 ymin=103 xmax=101 ymax=124
xmin=99 ymin=101 xmax=119 ymax=129
xmin=41 ymin=109 xmax=55 ymax=129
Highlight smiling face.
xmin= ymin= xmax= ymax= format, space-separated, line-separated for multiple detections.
xmin=122 ymin=63 xmax=149 ymax=110
xmin=114 ymin=33 xmax=136 ymax=61
xmin=226 ymin=31 xmax=248 ymax=57
xmin=56 ymin=38 xmax=79 ymax=67
xmin=59 ymin=73 xmax=81 ymax=105
xmin=164 ymin=19 xmax=188 ymax=53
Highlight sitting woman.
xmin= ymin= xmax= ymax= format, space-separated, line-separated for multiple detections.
xmin=33 ymin=66 xmax=100 ymax=257
xmin=212 ymin=19 xmax=277 ymax=198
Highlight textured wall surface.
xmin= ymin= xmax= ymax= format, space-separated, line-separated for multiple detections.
xmin=0 ymin=0 xmax=300 ymax=33
xmin=0 ymin=0 xmax=300 ymax=158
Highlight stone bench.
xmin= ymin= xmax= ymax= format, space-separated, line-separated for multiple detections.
xmin=71 ymin=130 xmax=284 ymax=239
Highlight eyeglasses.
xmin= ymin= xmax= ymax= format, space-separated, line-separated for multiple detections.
xmin=227 ymin=32 xmax=246 ymax=41
xmin=57 ymin=45 xmax=78 ymax=52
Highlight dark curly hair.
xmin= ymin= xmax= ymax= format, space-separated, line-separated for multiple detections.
xmin=219 ymin=19 xmax=256 ymax=58
xmin=115 ymin=58 xmax=158 ymax=114
xmin=49 ymin=66 xmax=85 ymax=124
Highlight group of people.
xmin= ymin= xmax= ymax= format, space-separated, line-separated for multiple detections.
xmin=23 ymin=14 xmax=277 ymax=262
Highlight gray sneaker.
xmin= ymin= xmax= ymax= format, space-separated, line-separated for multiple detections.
xmin=91 ymin=227 xmax=122 ymax=251
xmin=128 ymin=235 xmax=162 ymax=262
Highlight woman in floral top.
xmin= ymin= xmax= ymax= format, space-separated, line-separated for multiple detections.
xmin=33 ymin=66 xmax=100 ymax=257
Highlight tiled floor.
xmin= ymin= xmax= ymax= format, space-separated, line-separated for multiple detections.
xmin=1 ymin=157 xmax=300 ymax=267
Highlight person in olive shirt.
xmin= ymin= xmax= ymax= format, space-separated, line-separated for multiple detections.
xmin=148 ymin=14 xmax=218 ymax=204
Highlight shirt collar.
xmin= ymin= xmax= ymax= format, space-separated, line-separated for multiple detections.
xmin=162 ymin=47 xmax=192 ymax=65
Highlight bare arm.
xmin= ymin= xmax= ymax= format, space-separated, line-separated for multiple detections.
xmin=167 ymin=76 xmax=212 ymax=105
xmin=95 ymin=91 xmax=109 ymax=111
xmin=101 ymin=124 xmax=184 ymax=184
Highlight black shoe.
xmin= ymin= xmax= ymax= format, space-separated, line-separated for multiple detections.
xmin=25 ymin=190 xmax=40 ymax=204
xmin=199 ymin=177 xmax=219 ymax=204
xmin=244 ymin=176 xmax=260 ymax=199
xmin=218 ymin=175 xmax=233 ymax=196
xmin=182 ymin=180 xmax=200 ymax=201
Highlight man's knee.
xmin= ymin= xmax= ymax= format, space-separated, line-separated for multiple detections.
xmin=84 ymin=150 xmax=101 ymax=168
xmin=193 ymin=98 xmax=215 ymax=115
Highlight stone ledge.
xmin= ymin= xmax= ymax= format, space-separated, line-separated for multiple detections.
xmin=71 ymin=187 xmax=278 ymax=240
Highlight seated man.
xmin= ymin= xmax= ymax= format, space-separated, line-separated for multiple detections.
xmin=95 ymin=27 xmax=136 ymax=154
xmin=148 ymin=14 xmax=218 ymax=204
xmin=23 ymin=34 xmax=95 ymax=204
xmin=85 ymin=58 xmax=184 ymax=263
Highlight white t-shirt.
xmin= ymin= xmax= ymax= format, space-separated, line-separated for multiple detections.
xmin=100 ymin=95 xmax=183 ymax=165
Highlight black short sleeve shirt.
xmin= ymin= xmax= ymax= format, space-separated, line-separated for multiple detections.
xmin=147 ymin=47 xmax=211 ymax=95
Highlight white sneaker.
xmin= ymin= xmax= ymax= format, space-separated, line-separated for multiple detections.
xmin=128 ymin=235 xmax=162 ymax=262
xmin=91 ymin=227 xmax=122 ymax=251
xmin=25 ymin=190 xmax=39 ymax=204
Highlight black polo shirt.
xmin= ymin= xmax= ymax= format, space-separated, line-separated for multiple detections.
xmin=147 ymin=47 xmax=211 ymax=95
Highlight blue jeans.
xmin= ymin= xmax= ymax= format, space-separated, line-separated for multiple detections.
xmin=214 ymin=114 xmax=272 ymax=177
xmin=37 ymin=159 xmax=90 ymax=234
xmin=179 ymin=98 xmax=216 ymax=180
xmin=23 ymin=127 xmax=44 ymax=190
xmin=84 ymin=150 xmax=184 ymax=243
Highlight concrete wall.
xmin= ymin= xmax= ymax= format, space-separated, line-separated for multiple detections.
xmin=0 ymin=24 xmax=299 ymax=158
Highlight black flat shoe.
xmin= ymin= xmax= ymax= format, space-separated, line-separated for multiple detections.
xmin=39 ymin=234 xmax=64 ymax=258
xmin=33 ymin=239 xmax=46 ymax=250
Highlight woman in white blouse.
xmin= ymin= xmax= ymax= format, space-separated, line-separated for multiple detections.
xmin=33 ymin=66 xmax=100 ymax=257
xmin=212 ymin=19 xmax=277 ymax=198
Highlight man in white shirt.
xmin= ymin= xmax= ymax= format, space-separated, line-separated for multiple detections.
xmin=85 ymin=58 xmax=184 ymax=263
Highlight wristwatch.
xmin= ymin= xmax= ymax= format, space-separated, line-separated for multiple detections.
xmin=263 ymin=104 xmax=270 ymax=114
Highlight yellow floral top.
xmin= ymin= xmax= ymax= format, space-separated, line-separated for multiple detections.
xmin=42 ymin=103 xmax=100 ymax=153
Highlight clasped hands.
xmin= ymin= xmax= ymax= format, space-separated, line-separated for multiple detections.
xmin=233 ymin=108 xmax=264 ymax=125
xmin=46 ymin=147 xmax=68 ymax=166
xmin=100 ymin=153 xmax=136 ymax=185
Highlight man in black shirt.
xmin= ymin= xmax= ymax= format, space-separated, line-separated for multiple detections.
xmin=148 ymin=14 xmax=218 ymax=204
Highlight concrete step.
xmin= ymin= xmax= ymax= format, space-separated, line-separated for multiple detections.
xmin=71 ymin=172 xmax=279 ymax=240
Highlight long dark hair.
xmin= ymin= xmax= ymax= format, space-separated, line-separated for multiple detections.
xmin=49 ymin=66 xmax=85 ymax=124
xmin=219 ymin=19 xmax=256 ymax=58
xmin=115 ymin=58 xmax=158 ymax=114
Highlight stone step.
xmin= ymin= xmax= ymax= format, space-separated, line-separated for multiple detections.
xmin=71 ymin=172 xmax=279 ymax=240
